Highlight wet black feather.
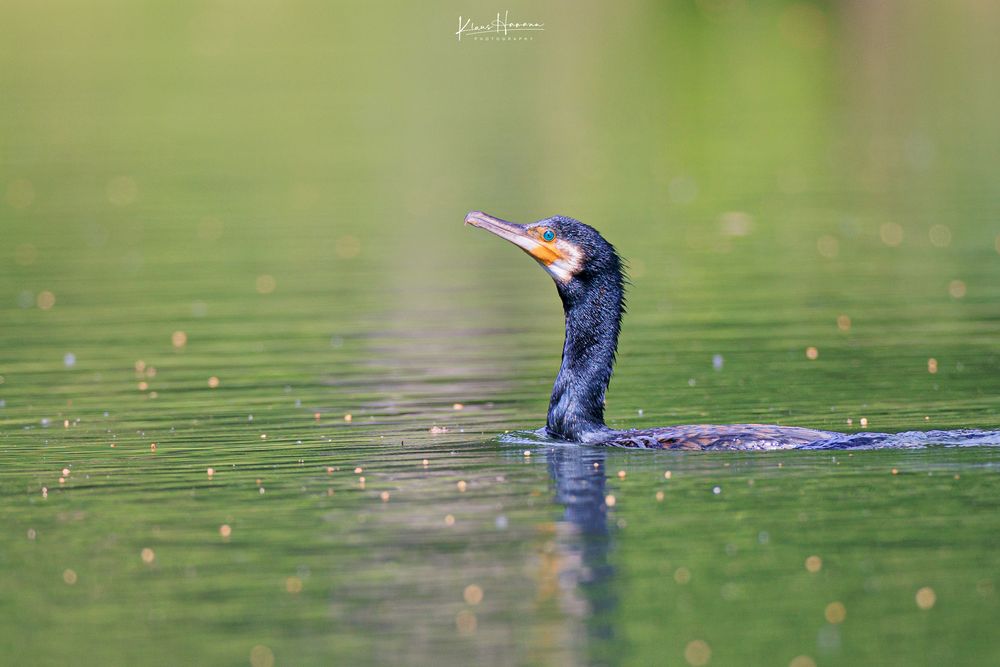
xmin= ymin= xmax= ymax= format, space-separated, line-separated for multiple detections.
xmin=536 ymin=216 xmax=626 ymax=442
xmin=515 ymin=214 xmax=839 ymax=450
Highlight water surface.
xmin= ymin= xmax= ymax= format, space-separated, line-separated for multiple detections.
xmin=2 ymin=2 xmax=1000 ymax=665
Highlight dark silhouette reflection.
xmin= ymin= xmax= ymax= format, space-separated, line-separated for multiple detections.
xmin=546 ymin=445 xmax=619 ymax=666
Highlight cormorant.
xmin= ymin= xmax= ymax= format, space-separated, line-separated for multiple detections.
xmin=465 ymin=210 xmax=840 ymax=450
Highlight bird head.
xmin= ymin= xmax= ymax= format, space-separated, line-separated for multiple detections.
xmin=464 ymin=211 xmax=621 ymax=291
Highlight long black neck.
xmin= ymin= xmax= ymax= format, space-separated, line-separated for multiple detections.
xmin=546 ymin=268 xmax=624 ymax=442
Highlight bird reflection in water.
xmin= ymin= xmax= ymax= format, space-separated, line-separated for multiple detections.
xmin=536 ymin=445 xmax=618 ymax=663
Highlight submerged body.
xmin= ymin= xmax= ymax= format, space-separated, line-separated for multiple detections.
xmin=589 ymin=424 xmax=838 ymax=450
xmin=466 ymin=210 xmax=843 ymax=450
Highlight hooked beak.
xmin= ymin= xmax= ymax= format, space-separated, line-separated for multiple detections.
xmin=465 ymin=210 xmax=534 ymax=250
xmin=465 ymin=210 xmax=561 ymax=266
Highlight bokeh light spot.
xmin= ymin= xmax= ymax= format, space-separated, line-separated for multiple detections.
xmin=17 ymin=291 xmax=34 ymax=308
xmin=824 ymin=601 xmax=846 ymax=624
xmin=37 ymin=291 xmax=56 ymax=310
xmin=719 ymin=211 xmax=753 ymax=237
xmin=684 ymin=639 xmax=712 ymax=666
xmin=455 ymin=610 xmax=477 ymax=635
xmin=463 ymin=584 xmax=484 ymax=605
xmin=249 ymin=644 xmax=274 ymax=667
xmin=928 ymin=224 xmax=952 ymax=247
xmin=916 ymin=586 xmax=936 ymax=610
xmin=880 ymin=222 xmax=904 ymax=246
xmin=805 ymin=555 xmax=822 ymax=573
xmin=255 ymin=274 xmax=276 ymax=294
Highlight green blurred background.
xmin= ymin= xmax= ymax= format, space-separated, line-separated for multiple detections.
xmin=3 ymin=0 xmax=999 ymax=427
xmin=2 ymin=2 xmax=1000 ymax=666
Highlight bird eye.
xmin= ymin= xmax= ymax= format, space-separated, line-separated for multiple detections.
xmin=542 ymin=229 xmax=555 ymax=242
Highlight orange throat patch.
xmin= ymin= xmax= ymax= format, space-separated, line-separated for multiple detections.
xmin=528 ymin=244 xmax=561 ymax=265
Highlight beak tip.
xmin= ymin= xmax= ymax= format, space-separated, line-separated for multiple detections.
xmin=464 ymin=210 xmax=485 ymax=227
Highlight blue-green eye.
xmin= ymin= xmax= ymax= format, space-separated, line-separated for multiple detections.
xmin=542 ymin=229 xmax=555 ymax=242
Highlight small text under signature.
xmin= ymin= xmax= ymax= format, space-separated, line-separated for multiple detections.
xmin=456 ymin=11 xmax=544 ymax=41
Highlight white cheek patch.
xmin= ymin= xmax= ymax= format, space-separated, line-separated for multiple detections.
xmin=541 ymin=240 xmax=583 ymax=283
